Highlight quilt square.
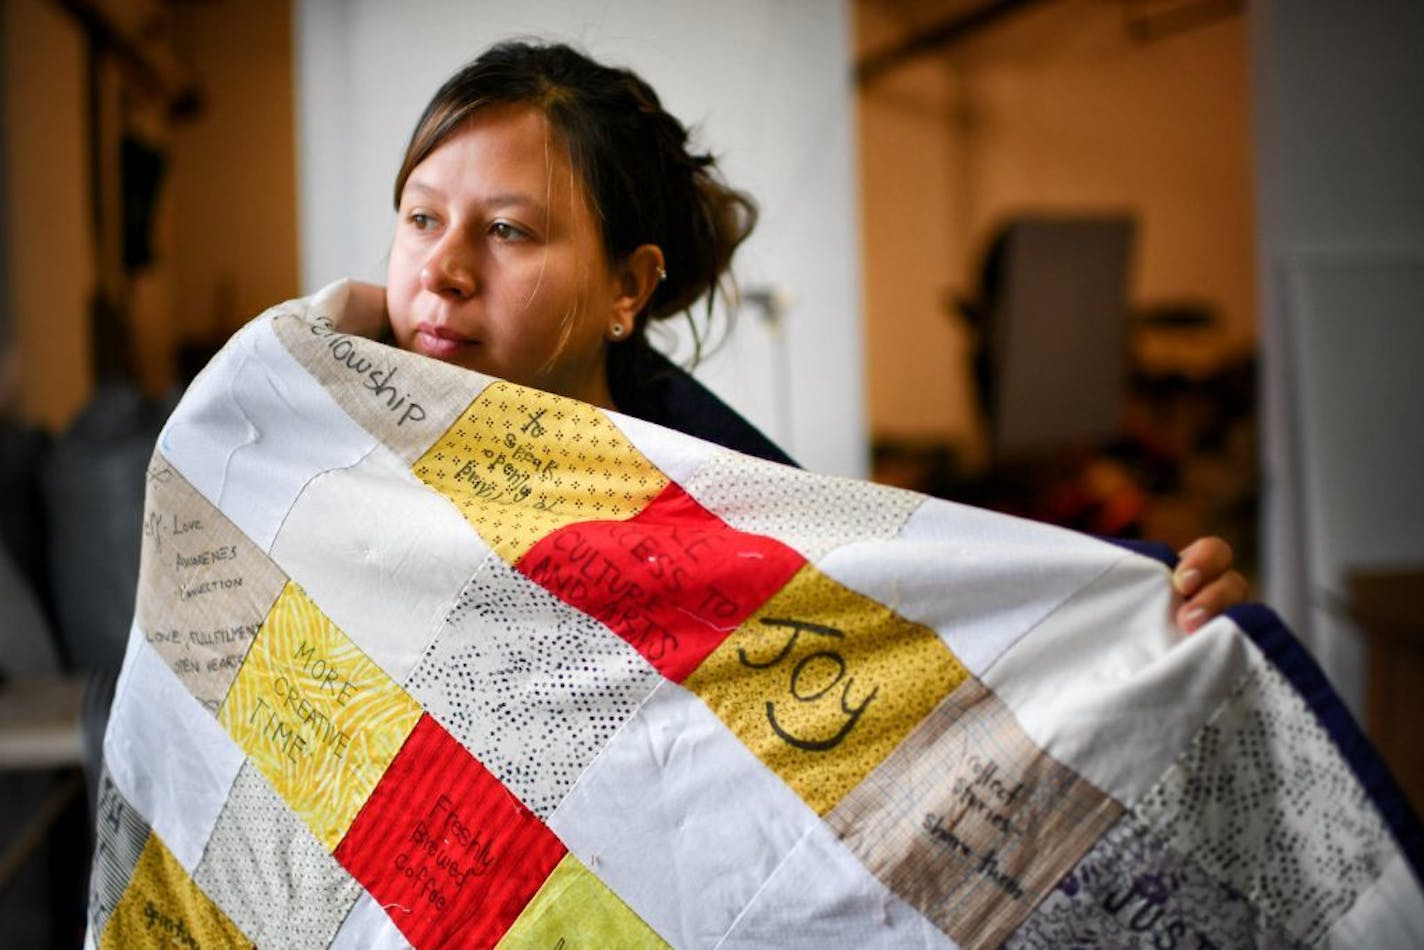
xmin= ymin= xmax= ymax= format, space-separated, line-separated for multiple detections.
xmin=684 ymin=451 xmax=924 ymax=563
xmin=1132 ymin=647 xmax=1396 ymax=944
xmin=218 ymin=582 xmax=423 ymax=850
xmin=103 ymin=625 xmax=247 ymax=871
xmin=501 ymin=853 xmax=669 ymax=947
xmin=547 ymin=682 xmax=822 ymax=948
xmin=333 ymin=714 xmax=567 ymax=949
xmin=193 ymin=763 xmax=363 ymax=949
xmin=685 ymin=563 xmax=968 ymax=814
xmin=157 ymin=317 xmax=378 ymax=554
xmin=271 ymin=301 xmax=486 ymax=465
xmin=135 ymin=456 xmax=288 ymax=713
xmin=1005 ymin=813 xmax=1300 ymax=949
xmin=1325 ymin=853 xmax=1424 ymax=947
xmin=88 ymin=770 xmax=155 ymax=939
xmin=980 ymin=557 xmax=1248 ymax=805
xmin=329 ymin=892 xmax=410 ymax=949
xmin=413 ymin=381 xmax=669 ymax=562
xmin=517 ymin=483 xmax=805 ymax=682
xmin=270 ymin=446 xmax=493 ymax=684
xmin=719 ymin=821 xmax=952 ymax=949
xmin=820 ymin=497 xmax=1129 ymax=676
xmin=405 ymin=556 xmax=662 ymax=818
xmin=99 ymin=833 xmax=250 ymax=949
xmin=827 ymin=679 xmax=1122 ymax=949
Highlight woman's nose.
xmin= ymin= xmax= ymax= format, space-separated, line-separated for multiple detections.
xmin=420 ymin=233 xmax=477 ymax=298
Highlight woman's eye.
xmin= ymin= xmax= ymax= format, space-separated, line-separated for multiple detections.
xmin=408 ymin=212 xmax=436 ymax=230
xmin=489 ymin=221 xmax=526 ymax=241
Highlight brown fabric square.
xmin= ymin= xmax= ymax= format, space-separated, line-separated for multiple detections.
xmin=827 ymin=679 xmax=1122 ymax=948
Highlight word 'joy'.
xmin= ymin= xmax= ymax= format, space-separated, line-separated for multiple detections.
xmin=740 ymin=618 xmax=879 ymax=752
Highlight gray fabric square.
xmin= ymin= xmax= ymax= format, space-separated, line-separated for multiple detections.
xmin=1132 ymin=653 xmax=1394 ymax=943
xmin=685 ymin=452 xmax=922 ymax=562
xmin=1007 ymin=814 xmax=1302 ymax=948
xmin=88 ymin=769 xmax=153 ymax=937
xmin=192 ymin=762 xmax=361 ymax=949
xmin=405 ymin=556 xmax=662 ymax=817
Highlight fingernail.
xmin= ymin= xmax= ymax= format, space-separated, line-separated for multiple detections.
xmin=1182 ymin=606 xmax=1207 ymax=631
xmin=1174 ymin=567 xmax=1200 ymax=594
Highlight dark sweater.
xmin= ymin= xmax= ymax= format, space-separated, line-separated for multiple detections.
xmin=605 ymin=343 xmax=1178 ymax=565
xmin=607 ymin=343 xmax=796 ymax=468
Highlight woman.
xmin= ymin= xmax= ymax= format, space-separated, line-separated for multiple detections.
xmin=382 ymin=40 xmax=1246 ymax=630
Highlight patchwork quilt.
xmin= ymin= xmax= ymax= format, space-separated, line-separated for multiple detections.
xmin=89 ymin=280 xmax=1424 ymax=948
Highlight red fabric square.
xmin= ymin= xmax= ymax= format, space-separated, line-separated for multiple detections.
xmin=334 ymin=714 xmax=566 ymax=949
xmin=516 ymin=483 xmax=805 ymax=681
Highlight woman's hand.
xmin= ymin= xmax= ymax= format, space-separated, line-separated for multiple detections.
xmin=1172 ymin=536 xmax=1250 ymax=633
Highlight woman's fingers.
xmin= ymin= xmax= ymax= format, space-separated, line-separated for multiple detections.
xmin=1172 ymin=536 xmax=1249 ymax=632
xmin=1176 ymin=569 xmax=1251 ymax=632
xmin=1172 ymin=536 xmax=1234 ymax=597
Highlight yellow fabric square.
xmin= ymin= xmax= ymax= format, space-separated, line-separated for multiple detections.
xmin=218 ymin=582 xmax=422 ymax=851
xmin=100 ymin=833 xmax=251 ymax=949
xmin=685 ymin=564 xmax=969 ymax=814
xmin=498 ymin=853 xmax=668 ymax=948
xmin=412 ymin=382 xmax=668 ymax=562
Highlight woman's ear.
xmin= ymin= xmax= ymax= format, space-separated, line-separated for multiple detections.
xmin=606 ymin=244 xmax=665 ymax=341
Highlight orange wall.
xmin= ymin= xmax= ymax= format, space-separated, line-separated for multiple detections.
xmin=858 ymin=0 xmax=1254 ymax=452
xmin=165 ymin=0 xmax=298 ymax=349
xmin=858 ymin=1 xmax=978 ymax=452
xmin=0 ymin=0 xmax=297 ymax=429
xmin=2 ymin=0 xmax=94 ymax=430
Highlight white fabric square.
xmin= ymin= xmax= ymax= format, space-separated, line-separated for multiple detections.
xmin=683 ymin=450 xmax=923 ymax=562
xmin=719 ymin=820 xmax=954 ymax=949
xmin=819 ymin=497 xmax=1126 ymax=675
xmin=547 ymin=681 xmax=821 ymax=948
xmin=159 ymin=317 xmax=377 ymax=553
xmin=1327 ymin=852 xmax=1424 ymax=949
xmin=404 ymin=556 xmax=662 ymax=818
xmin=981 ymin=557 xmax=1249 ymax=804
xmin=102 ymin=625 xmax=246 ymax=871
xmin=270 ymin=445 xmax=493 ymax=684
xmin=329 ymin=891 xmax=411 ymax=949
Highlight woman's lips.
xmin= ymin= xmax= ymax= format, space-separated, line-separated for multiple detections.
xmin=412 ymin=324 xmax=476 ymax=360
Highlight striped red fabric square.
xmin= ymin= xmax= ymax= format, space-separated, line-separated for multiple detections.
xmin=334 ymin=714 xmax=566 ymax=948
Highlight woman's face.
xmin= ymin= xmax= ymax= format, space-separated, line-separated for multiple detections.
xmin=386 ymin=104 xmax=624 ymax=406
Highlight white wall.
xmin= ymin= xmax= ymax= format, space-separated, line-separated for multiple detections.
xmin=293 ymin=0 xmax=865 ymax=477
xmin=1251 ymin=0 xmax=1424 ymax=712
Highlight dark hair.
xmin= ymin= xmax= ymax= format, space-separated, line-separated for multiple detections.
xmin=394 ymin=41 xmax=757 ymax=367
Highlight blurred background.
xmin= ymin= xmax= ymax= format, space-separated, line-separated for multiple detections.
xmin=1 ymin=0 xmax=1421 ymax=944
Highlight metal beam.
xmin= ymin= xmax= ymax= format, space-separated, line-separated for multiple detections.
xmin=856 ymin=0 xmax=1049 ymax=85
